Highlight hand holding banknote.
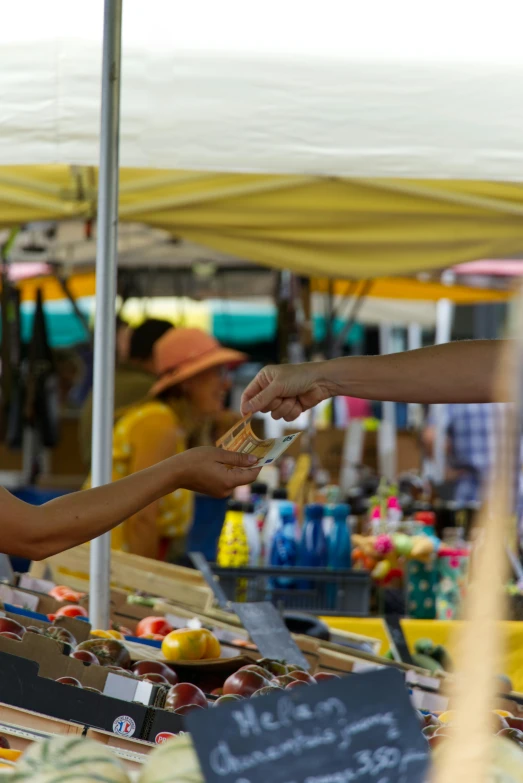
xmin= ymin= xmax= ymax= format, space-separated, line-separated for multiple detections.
xmin=216 ymin=415 xmax=301 ymax=467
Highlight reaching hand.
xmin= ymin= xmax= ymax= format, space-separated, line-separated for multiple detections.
xmin=241 ymin=362 xmax=332 ymax=421
xmin=177 ymin=447 xmax=261 ymax=497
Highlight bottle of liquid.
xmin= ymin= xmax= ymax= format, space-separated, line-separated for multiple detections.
xmin=297 ymin=503 xmax=328 ymax=570
xmin=217 ymin=501 xmax=250 ymax=568
xmin=327 ymin=503 xmax=351 ymax=608
xmin=269 ymin=504 xmax=297 ymax=587
xmin=242 ymin=502 xmax=261 ymax=567
xmin=262 ymin=488 xmax=288 ymax=565
xmin=327 ymin=504 xmax=352 ymax=569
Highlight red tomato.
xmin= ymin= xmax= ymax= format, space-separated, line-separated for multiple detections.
xmin=54 ymin=605 xmax=88 ymax=619
xmin=49 ymin=586 xmax=84 ymax=604
xmin=136 ymin=617 xmax=173 ymax=638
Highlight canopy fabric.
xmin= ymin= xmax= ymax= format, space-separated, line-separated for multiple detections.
xmin=3 ymin=0 xmax=523 ymax=181
xmin=3 ymin=168 xmax=523 ymax=278
xmin=312 ymin=278 xmax=512 ymax=304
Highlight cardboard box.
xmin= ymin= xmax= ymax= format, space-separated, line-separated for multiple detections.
xmin=0 ymin=651 xmax=150 ymax=739
xmin=145 ymin=707 xmax=186 ymax=745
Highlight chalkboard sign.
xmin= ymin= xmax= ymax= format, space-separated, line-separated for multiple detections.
xmin=187 ymin=667 xmax=429 ymax=783
xmin=189 ymin=552 xmax=230 ymax=610
xmin=233 ymin=601 xmax=310 ymax=670
xmin=384 ymin=615 xmax=414 ymax=666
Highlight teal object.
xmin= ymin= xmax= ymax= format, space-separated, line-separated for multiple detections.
xmin=406 ymin=559 xmax=438 ymax=620
xmin=297 ymin=504 xmax=327 ymax=589
xmin=436 ymin=548 xmax=470 ymax=620
xmin=327 ymin=504 xmax=352 ymax=569
xmin=327 ymin=503 xmax=351 ymax=609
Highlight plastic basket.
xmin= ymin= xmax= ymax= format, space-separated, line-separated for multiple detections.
xmin=210 ymin=565 xmax=370 ymax=616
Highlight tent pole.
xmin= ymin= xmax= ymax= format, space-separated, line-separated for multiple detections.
xmin=89 ymin=0 xmax=123 ymax=631
xmin=432 ymin=273 xmax=455 ymax=485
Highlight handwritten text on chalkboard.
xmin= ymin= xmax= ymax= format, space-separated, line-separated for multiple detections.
xmin=188 ymin=668 xmax=428 ymax=783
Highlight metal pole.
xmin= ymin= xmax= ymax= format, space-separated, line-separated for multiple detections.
xmin=379 ymin=324 xmax=397 ymax=481
xmin=432 ymin=280 xmax=455 ymax=484
xmin=89 ymin=0 xmax=123 ymax=631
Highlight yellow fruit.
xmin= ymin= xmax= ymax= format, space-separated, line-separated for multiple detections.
xmin=202 ymin=629 xmax=221 ymax=660
xmin=437 ymin=711 xmax=455 ymax=724
xmin=494 ymin=709 xmax=514 ymax=718
xmin=161 ymin=629 xmax=208 ymax=662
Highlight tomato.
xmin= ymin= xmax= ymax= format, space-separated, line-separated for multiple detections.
xmin=0 ymin=618 xmax=25 ymax=637
xmin=202 ymin=629 xmax=221 ymax=660
xmin=91 ymin=630 xmax=123 ymax=640
xmin=44 ymin=626 xmax=77 ymax=647
xmin=54 ymin=605 xmax=88 ymax=619
xmin=49 ymin=586 xmax=84 ymax=603
xmin=161 ymin=629 xmax=208 ymax=662
xmin=136 ymin=617 xmax=173 ymax=638
xmin=75 ymin=639 xmax=131 ymax=669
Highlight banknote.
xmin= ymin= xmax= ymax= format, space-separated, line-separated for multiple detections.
xmin=216 ymin=415 xmax=301 ymax=468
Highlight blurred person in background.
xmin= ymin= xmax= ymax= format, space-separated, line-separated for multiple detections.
xmin=422 ymin=402 xmax=512 ymax=507
xmin=84 ymin=327 xmax=246 ymax=562
xmin=79 ymin=318 xmax=172 ymax=467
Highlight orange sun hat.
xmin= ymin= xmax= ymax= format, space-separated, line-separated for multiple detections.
xmin=149 ymin=328 xmax=247 ymax=397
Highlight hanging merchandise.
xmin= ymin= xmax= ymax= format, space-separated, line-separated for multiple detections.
xmin=406 ymin=512 xmax=440 ymax=620
xmin=262 ymin=488 xmax=289 ymax=565
xmin=4 ymin=287 xmax=24 ymax=449
xmin=25 ymin=289 xmax=60 ymax=449
xmin=269 ymin=503 xmax=298 ymax=587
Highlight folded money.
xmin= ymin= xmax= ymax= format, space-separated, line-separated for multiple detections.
xmin=216 ymin=415 xmax=301 ymax=467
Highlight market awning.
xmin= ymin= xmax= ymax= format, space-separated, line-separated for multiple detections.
xmin=311 ymin=277 xmax=512 ymax=304
xmin=3 ymin=168 xmax=523 ymax=279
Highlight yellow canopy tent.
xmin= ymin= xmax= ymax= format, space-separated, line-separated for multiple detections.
xmin=2 ymin=166 xmax=523 ymax=279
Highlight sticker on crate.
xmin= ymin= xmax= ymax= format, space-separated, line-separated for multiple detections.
xmin=112 ymin=715 xmax=136 ymax=738
xmin=155 ymin=732 xmax=178 ymax=744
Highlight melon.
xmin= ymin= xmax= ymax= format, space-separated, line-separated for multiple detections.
xmin=139 ymin=734 xmax=203 ymax=783
xmin=12 ymin=736 xmax=130 ymax=782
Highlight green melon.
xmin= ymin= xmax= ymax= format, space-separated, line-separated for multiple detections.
xmin=139 ymin=734 xmax=203 ymax=783
xmin=12 ymin=735 xmax=130 ymax=783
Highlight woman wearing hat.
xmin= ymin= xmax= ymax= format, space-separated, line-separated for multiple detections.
xmin=86 ymin=328 xmax=247 ymax=561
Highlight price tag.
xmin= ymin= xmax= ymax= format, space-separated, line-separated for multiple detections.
xmin=187 ymin=667 xmax=429 ymax=783
xmin=232 ymin=601 xmax=309 ymax=670
xmin=189 ymin=552 xmax=230 ymax=610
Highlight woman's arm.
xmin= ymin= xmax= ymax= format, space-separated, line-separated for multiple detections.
xmin=0 ymin=448 xmax=259 ymax=560
xmin=241 ymin=340 xmax=506 ymax=421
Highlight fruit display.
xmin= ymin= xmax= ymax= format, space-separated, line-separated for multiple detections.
xmin=136 ymin=617 xmax=174 ymax=638
xmin=12 ymin=735 xmax=130 ymax=782
xmin=75 ymin=638 xmax=132 ymax=669
xmin=138 ymin=734 xmax=203 ymax=783
xmin=161 ymin=629 xmax=221 ymax=662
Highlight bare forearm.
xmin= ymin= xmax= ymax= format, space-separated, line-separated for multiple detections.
xmin=323 ymin=340 xmax=505 ymax=403
xmin=3 ymin=456 xmax=184 ymax=560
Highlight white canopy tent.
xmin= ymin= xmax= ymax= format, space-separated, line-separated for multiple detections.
xmin=2 ymin=0 xmax=523 ymax=180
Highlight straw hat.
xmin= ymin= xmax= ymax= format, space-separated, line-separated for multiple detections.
xmin=149 ymin=328 xmax=247 ymax=397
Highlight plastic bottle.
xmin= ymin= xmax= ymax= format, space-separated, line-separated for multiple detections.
xmin=262 ymin=488 xmax=288 ymax=565
xmin=386 ymin=496 xmax=402 ymax=532
xmin=242 ymin=502 xmax=261 ymax=567
xmin=297 ymin=504 xmax=328 ymax=569
xmin=217 ymin=501 xmax=250 ymax=568
xmin=327 ymin=504 xmax=352 ymax=569
xmin=269 ymin=504 xmax=297 ymax=587
xmin=327 ymin=503 xmax=351 ymax=608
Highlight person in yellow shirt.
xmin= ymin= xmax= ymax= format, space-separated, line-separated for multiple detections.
xmin=86 ymin=328 xmax=246 ymax=561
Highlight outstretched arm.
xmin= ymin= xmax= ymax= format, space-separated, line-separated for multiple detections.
xmin=0 ymin=448 xmax=259 ymax=560
xmin=241 ymin=340 xmax=505 ymax=421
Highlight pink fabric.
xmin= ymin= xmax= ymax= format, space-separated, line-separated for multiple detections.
xmin=344 ymin=396 xmax=372 ymax=419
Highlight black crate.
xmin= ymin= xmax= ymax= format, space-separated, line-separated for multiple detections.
xmin=210 ymin=565 xmax=370 ymax=616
